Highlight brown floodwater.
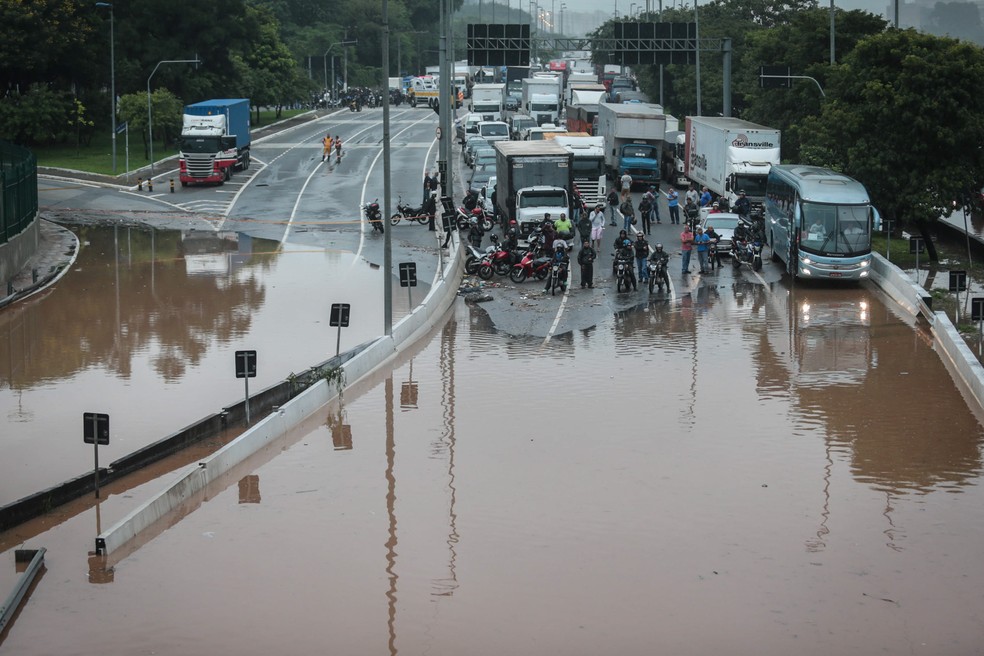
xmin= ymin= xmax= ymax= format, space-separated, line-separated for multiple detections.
xmin=2 ymin=278 xmax=983 ymax=655
xmin=0 ymin=225 xmax=400 ymax=507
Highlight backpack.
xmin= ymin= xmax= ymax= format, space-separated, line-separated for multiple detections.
xmin=620 ymin=200 xmax=633 ymax=216
xmin=607 ymin=191 xmax=619 ymax=206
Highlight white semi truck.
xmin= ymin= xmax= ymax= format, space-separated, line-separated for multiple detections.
xmin=522 ymin=77 xmax=561 ymax=126
xmin=470 ymin=83 xmax=506 ymax=121
xmin=684 ymin=116 xmax=781 ymax=216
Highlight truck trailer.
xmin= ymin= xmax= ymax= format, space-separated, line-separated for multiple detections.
xmin=597 ymin=102 xmax=666 ymax=187
xmin=470 ymin=83 xmax=506 ymax=121
xmin=684 ymin=116 xmax=781 ymax=215
xmin=179 ymin=98 xmax=251 ymax=186
xmin=522 ymin=77 xmax=561 ymax=125
xmin=494 ymin=140 xmax=573 ymax=235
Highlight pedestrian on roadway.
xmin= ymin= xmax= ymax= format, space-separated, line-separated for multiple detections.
xmin=634 ymin=232 xmax=650 ymax=282
xmin=589 ymin=204 xmax=606 ymax=250
xmin=667 ymin=188 xmax=680 ymax=224
xmin=578 ymin=240 xmax=596 ymax=288
xmin=620 ymin=172 xmax=633 ymax=201
xmin=680 ymin=224 xmax=694 ymax=275
xmin=607 ymin=188 xmax=620 ymax=226
xmin=694 ymin=227 xmax=711 ymax=273
xmin=620 ymin=197 xmax=635 ymax=232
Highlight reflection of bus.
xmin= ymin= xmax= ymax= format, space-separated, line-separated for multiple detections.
xmin=766 ymin=165 xmax=881 ymax=280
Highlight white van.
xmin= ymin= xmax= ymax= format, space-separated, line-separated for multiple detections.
xmin=477 ymin=121 xmax=509 ymax=143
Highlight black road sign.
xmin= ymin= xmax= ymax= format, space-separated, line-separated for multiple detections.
xmin=330 ymin=303 xmax=351 ymax=327
xmin=972 ymin=297 xmax=984 ymax=322
xmin=83 ymin=413 xmax=110 ymax=445
xmin=759 ymin=66 xmax=792 ymax=88
xmin=399 ymin=262 xmax=418 ymax=288
xmin=909 ymin=237 xmax=925 ymax=254
xmin=949 ymin=270 xmax=967 ymax=292
xmin=235 ymin=350 xmax=257 ymax=378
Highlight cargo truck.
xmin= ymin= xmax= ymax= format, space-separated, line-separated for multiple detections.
xmin=522 ymin=77 xmax=561 ymax=125
xmin=684 ymin=116 xmax=781 ymax=216
xmin=494 ymin=141 xmax=573 ymax=236
xmin=470 ymin=83 xmax=506 ymax=121
xmin=597 ymin=103 xmax=666 ymax=187
xmin=550 ymin=135 xmax=606 ymax=207
xmin=506 ymin=65 xmax=532 ymax=98
xmin=179 ymin=99 xmax=251 ymax=186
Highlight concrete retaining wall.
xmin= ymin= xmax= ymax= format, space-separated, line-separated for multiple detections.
xmin=0 ymin=216 xmax=39 ymax=293
xmin=869 ymin=252 xmax=984 ymax=411
xmin=96 ymin=245 xmax=464 ymax=555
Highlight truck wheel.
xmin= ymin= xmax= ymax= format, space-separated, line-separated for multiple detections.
xmin=180 ymin=180 xmax=188 ymax=188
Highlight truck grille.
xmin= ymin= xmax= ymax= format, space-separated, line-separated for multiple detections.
xmin=185 ymin=153 xmax=216 ymax=178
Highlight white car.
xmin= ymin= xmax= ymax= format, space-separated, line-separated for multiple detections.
xmin=700 ymin=212 xmax=743 ymax=254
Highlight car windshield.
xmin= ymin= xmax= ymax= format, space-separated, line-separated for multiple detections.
xmin=623 ymin=145 xmax=657 ymax=159
xmin=799 ymin=202 xmax=872 ymax=256
xmin=703 ymin=216 xmax=741 ymax=231
xmin=531 ymin=103 xmax=556 ymax=112
xmin=519 ymin=192 xmax=567 ymax=208
xmin=480 ymin=124 xmax=508 ymax=137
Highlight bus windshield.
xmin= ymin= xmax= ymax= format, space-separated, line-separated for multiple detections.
xmin=799 ymin=202 xmax=871 ymax=256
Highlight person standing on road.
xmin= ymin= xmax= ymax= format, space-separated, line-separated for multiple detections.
xmin=638 ymin=193 xmax=653 ymax=236
xmin=733 ymin=189 xmax=751 ymax=219
xmin=423 ymin=170 xmax=437 ymax=203
xmin=680 ymin=224 xmax=694 ymax=275
xmin=686 ymin=183 xmax=699 ymax=208
xmin=576 ymin=211 xmax=592 ymax=246
xmin=667 ymin=187 xmax=680 ymax=224
xmin=578 ymin=240 xmax=596 ymax=288
xmin=620 ymin=172 xmax=633 ymax=201
xmin=694 ymin=226 xmax=711 ymax=273
xmin=644 ymin=185 xmax=660 ymax=227
xmin=590 ymin=204 xmax=606 ymax=250
xmin=322 ymin=134 xmax=333 ymax=162
xmin=699 ymin=186 xmax=712 ymax=207
xmin=607 ymin=188 xmax=620 ymax=226
xmin=634 ymin=232 xmax=650 ymax=283
xmin=334 ymin=136 xmax=343 ymax=163
xmin=620 ymin=196 xmax=635 ymax=232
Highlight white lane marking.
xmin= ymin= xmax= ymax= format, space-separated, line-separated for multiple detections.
xmin=543 ymin=268 xmax=572 ymax=345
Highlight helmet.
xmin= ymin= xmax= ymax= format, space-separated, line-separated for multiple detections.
xmin=507 ymin=227 xmax=518 ymax=237
xmin=655 ymin=243 xmax=663 ymax=251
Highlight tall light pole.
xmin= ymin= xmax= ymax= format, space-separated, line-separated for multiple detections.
xmin=96 ymin=2 xmax=116 ymax=174
xmin=382 ymin=0 xmax=392 ymax=335
xmin=324 ymin=40 xmax=357 ymax=103
xmin=829 ymin=0 xmax=836 ymax=64
xmin=560 ymin=2 xmax=566 ymax=35
xmin=147 ymin=59 xmax=199 ymax=178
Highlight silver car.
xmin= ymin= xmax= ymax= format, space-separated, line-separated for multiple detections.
xmin=700 ymin=212 xmax=743 ymax=254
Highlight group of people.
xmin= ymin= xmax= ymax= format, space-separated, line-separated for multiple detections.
xmin=679 ymin=222 xmax=724 ymax=275
xmin=321 ymin=134 xmax=343 ymax=163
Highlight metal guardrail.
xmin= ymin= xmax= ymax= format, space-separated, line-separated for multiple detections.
xmin=0 ymin=140 xmax=39 ymax=246
xmin=0 ymin=548 xmax=46 ymax=635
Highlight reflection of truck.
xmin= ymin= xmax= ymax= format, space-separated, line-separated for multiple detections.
xmin=179 ymin=99 xmax=251 ymax=186
xmin=494 ymin=141 xmax=573 ymax=234
xmin=684 ymin=116 xmax=781 ymax=215
xmin=522 ymin=77 xmax=561 ymax=125
xmin=551 ymin=135 xmax=606 ymax=207
xmin=597 ymin=103 xmax=666 ymax=186
xmin=470 ymin=83 xmax=506 ymax=121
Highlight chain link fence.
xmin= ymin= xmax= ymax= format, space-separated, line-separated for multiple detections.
xmin=1 ymin=140 xmax=39 ymax=245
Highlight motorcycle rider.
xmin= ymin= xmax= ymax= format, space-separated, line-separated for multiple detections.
xmin=732 ymin=190 xmax=751 ymax=219
xmin=545 ymin=242 xmax=570 ymax=293
xmin=468 ymin=217 xmax=485 ymax=250
xmin=614 ymin=240 xmax=637 ymax=291
xmin=554 ymin=213 xmax=574 ymax=245
xmin=541 ymin=215 xmax=557 ymax=251
xmin=648 ymin=243 xmax=671 ymax=290
xmin=633 ymin=232 xmax=650 ymax=282
xmin=463 ymin=188 xmax=479 ymax=212
xmin=704 ymin=224 xmax=723 ymax=269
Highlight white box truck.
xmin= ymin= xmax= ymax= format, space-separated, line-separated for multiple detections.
xmin=684 ymin=116 xmax=781 ymax=216
xmin=522 ymin=77 xmax=561 ymax=125
xmin=470 ymin=83 xmax=506 ymax=121
xmin=597 ymin=103 xmax=666 ymax=187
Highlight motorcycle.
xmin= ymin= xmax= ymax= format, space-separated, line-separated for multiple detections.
xmin=363 ymin=199 xmax=384 ymax=234
xmin=509 ymin=249 xmax=553 ymax=283
xmin=548 ymin=259 xmax=568 ymax=295
xmin=349 ymin=100 xmax=362 ymax=112
xmin=647 ymin=256 xmax=670 ymax=293
xmin=730 ymin=219 xmax=763 ymax=271
xmin=390 ymin=195 xmax=432 ymax=225
xmin=465 ymin=241 xmax=495 ymax=275
xmin=476 ymin=235 xmax=518 ymax=280
xmin=456 ymin=205 xmax=494 ymax=232
xmin=613 ymin=252 xmax=636 ymax=292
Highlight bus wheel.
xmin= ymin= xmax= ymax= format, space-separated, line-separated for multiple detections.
xmin=770 ymin=232 xmax=781 ymax=262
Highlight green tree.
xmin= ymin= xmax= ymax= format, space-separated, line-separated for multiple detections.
xmin=0 ymin=85 xmax=75 ymax=145
xmin=799 ymin=29 xmax=984 ymax=260
xmin=117 ymin=88 xmax=182 ymax=159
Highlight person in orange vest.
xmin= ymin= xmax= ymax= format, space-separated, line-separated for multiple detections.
xmin=322 ymin=134 xmax=332 ymax=162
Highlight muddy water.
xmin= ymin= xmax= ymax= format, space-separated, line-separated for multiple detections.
xmin=2 ymin=279 xmax=983 ymax=655
xmin=0 ymin=225 xmax=403 ymax=506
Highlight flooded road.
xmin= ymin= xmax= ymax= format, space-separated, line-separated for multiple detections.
xmin=0 ymin=224 xmax=417 ymax=506
xmin=3 ymin=276 xmax=983 ymax=655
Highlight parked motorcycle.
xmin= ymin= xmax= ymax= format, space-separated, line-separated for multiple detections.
xmin=363 ymin=199 xmax=384 ymax=234
xmin=509 ymin=249 xmax=553 ymax=283
xmin=647 ymin=256 xmax=670 ymax=293
xmin=548 ymin=260 xmax=568 ymax=295
xmin=390 ymin=195 xmax=431 ymax=225
xmin=476 ymin=235 xmax=517 ymax=279
xmin=465 ymin=242 xmax=494 ymax=275
xmin=456 ymin=205 xmax=494 ymax=232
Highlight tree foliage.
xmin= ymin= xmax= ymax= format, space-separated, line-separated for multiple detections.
xmin=799 ymin=29 xmax=984 ymax=241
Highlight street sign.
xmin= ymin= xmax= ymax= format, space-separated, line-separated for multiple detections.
xmin=83 ymin=413 xmax=110 ymax=445
xmin=330 ymin=303 xmax=351 ymax=327
xmin=759 ymin=66 xmax=792 ymax=89
xmin=949 ymin=270 xmax=967 ymax=292
xmin=235 ymin=350 xmax=257 ymax=378
xmin=972 ymin=297 xmax=984 ymax=322
xmin=115 ymin=121 xmax=128 ymax=134
xmin=908 ymin=237 xmax=925 ymax=254
xmin=399 ymin=262 xmax=417 ymax=288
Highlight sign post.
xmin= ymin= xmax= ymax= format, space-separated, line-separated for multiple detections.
xmin=83 ymin=413 xmax=110 ymax=498
xmin=909 ymin=236 xmax=924 ymax=283
xmin=330 ymin=303 xmax=351 ymax=357
xmin=972 ymin=297 xmax=984 ymax=356
xmin=949 ymin=270 xmax=967 ymax=323
xmin=235 ymin=350 xmax=257 ymax=424
xmin=399 ymin=261 xmax=417 ymax=309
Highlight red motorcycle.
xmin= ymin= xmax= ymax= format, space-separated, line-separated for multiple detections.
xmin=509 ymin=248 xmax=553 ymax=283
xmin=477 ymin=235 xmax=520 ymax=280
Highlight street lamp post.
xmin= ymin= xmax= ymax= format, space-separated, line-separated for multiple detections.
xmin=95 ymin=2 xmax=116 ymax=174
xmin=147 ymin=58 xmax=199 ymax=178
xmin=324 ymin=40 xmax=357 ymax=104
